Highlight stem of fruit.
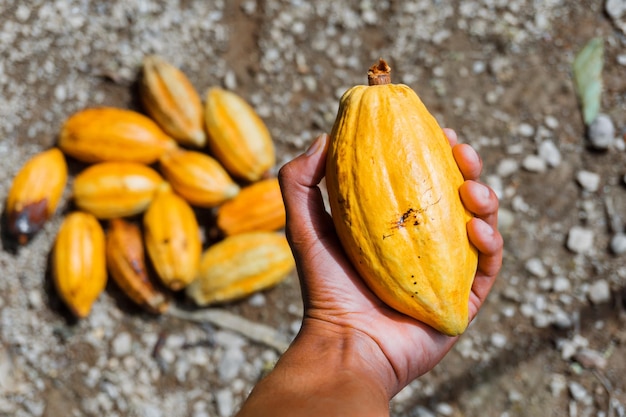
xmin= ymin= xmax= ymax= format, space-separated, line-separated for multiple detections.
xmin=367 ymin=58 xmax=391 ymax=86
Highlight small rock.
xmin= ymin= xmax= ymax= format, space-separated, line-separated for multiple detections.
xmin=575 ymin=170 xmax=601 ymax=192
xmin=525 ymin=258 xmax=548 ymax=278
xmin=218 ymin=347 xmax=245 ymax=382
xmin=552 ymin=276 xmax=572 ymax=292
xmin=544 ymin=115 xmax=560 ymax=129
xmin=566 ymin=226 xmax=594 ymax=254
xmin=610 ymin=233 xmax=626 ymax=255
xmin=522 ymin=155 xmax=547 ymax=173
xmin=587 ymin=280 xmax=611 ymax=305
xmin=587 ymin=114 xmax=615 ymax=150
xmin=517 ymin=123 xmax=535 ymax=137
xmin=496 ymin=158 xmax=519 ymax=177
xmin=435 ymin=403 xmax=454 ymax=416
xmin=568 ymin=381 xmax=592 ymax=405
xmin=215 ymin=389 xmax=234 ymax=417
xmin=606 ymin=0 xmax=626 ymax=20
xmin=112 ymin=332 xmax=133 ymax=357
xmin=490 ymin=332 xmax=507 ymax=348
xmin=538 ymin=140 xmax=562 ymax=167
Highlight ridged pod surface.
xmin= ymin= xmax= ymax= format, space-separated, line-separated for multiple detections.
xmin=106 ymin=218 xmax=169 ymax=314
xmin=204 ymin=88 xmax=275 ymax=182
xmin=72 ymin=162 xmax=165 ymax=219
xmin=59 ymin=107 xmax=177 ymax=164
xmin=143 ymin=184 xmax=201 ymax=291
xmin=159 ymin=148 xmax=240 ymax=208
xmin=216 ymin=177 xmax=286 ymax=236
xmin=5 ymin=148 xmax=68 ymax=244
xmin=325 ymin=60 xmax=478 ymax=336
xmin=186 ymin=232 xmax=294 ymax=306
xmin=52 ymin=211 xmax=107 ymax=318
xmin=140 ymin=55 xmax=206 ymax=148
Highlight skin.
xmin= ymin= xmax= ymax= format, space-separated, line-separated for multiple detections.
xmin=235 ymin=128 xmax=503 ymax=417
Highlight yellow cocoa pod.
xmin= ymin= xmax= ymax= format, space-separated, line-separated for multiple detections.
xmin=325 ymin=59 xmax=478 ymax=336
xmin=159 ymin=148 xmax=240 ymax=208
xmin=204 ymin=88 xmax=275 ymax=182
xmin=72 ymin=162 xmax=165 ymax=219
xmin=186 ymin=232 xmax=294 ymax=306
xmin=143 ymin=183 xmax=201 ymax=291
xmin=58 ymin=107 xmax=177 ymax=164
xmin=106 ymin=218 xmax=169 ymax=314
xmin=140 ymin=55 xmax=206 ymax=148
xmin=216 ymin=178 xmax=286 ymax=236
xmin=52 ymin=211 xmax=107 ymax=318
xmin=5 ymin=148 xmax=68 ymax=244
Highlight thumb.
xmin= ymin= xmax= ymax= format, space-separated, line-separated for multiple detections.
xmin=278 ymin=134 xmax=337 ymax=255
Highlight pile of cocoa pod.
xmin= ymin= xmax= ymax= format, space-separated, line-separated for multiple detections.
xmin=4 ymin=55 xmax=295 ymax=318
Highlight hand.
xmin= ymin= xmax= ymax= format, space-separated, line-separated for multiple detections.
xmin=235 ymin=129 xmax=503 ymax=417
xmin=277 ymin=128 xmax=503 ymax=397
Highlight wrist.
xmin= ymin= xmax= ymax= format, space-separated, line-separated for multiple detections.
xmin=236 ymin=317 xmax=395 ymax=417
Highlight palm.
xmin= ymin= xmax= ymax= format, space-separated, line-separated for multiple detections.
xmin=279 ymin=129 xmax=503 ymax=394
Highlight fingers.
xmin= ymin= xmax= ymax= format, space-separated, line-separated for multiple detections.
xmin=443 ymin=128 xmax=458 ymax=147
xmin=444 ymin=129 xmax=482 ymax=180
xmin=459 ymin=180 xmax=498 ymax=227
xmin=468 ymin=217 xmax=503 ymax=302
xmin=452 ymin=144 xmax=482 ymax=181
xmin=278 ymin=134 xmax=335 ymax=250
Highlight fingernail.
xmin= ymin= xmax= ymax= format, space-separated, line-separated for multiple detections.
xmin=305 ymin=134 xmax=327 ymax=156
xmin=474 ymin=218 xmax=494 ymax=236
xmin=473 ymin=182 xmax=491 ymax=200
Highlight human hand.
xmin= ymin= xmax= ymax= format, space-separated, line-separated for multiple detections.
xmin=277 ymin=128 xmax=503 ymax=398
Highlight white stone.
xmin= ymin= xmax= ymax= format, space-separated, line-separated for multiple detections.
xmin=575 ymin=170 xmax=601 ymax=192
xmin=587 ymin=280 xmax=611 ymax=305
xmin=522 ymin=155 xmax=547 ymax=173
xmin=538 ymin=140 xmax=562 ymax=167
xmin=587 ymin=114 xmax=615 ymax=150
xmin=112 ymin=332 xmax=133 ymax=357
xmin=610 ymin=233 xmax=626 ymax=254
xmin=525 ymin=258 xmax=548 ymax=278
xmin=215 ymin=389 xmax=234 ymax=417
xmin=496 ymin=158 xmax=519 ymax=177
xmin=517 ymin=123 xmax=535 ymax=137
xmin=552 ymin=276 xmax=571 ymax=292
xmin=566 ymin=227 xmax=594 ymax=254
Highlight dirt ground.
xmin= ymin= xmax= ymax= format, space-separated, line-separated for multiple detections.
xmin=1 ymin=1 xmax=626 ymax=416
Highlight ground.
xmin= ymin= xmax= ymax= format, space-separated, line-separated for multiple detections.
xmin=0 ymin=1 xmax=625 ymax=416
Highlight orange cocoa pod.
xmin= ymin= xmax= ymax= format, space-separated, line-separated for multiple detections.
xmin=186 ymin=232 xmax=294 ymax=306
xmin=159 ymin=148 xmax=240 ymax=208
xmin=72 ymin=162 xmax=165 ymax=219
xmin=140 ymin=55 xmax=206 ymax=148
xmin=58 ymin=107 xmax=177 ymax=164
xmin=216 ymin=178 xmax=285 ymax=236
xmin=143 ymin=183 xmax=201 ymax=291
xmin=204 ymin=88 xmax=275 ymax=182
xmin=5 ymin=148 xmax=68 ymax=244
xmin=106 ymin=218 xmax=169 ymax=314
xmin=52 ymin=211 xmax=107 ymax=318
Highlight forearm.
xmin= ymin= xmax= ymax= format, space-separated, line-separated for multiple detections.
xmin=235 ymin=319 xmax=393 ymax=417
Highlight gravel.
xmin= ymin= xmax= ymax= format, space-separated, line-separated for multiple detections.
xmin=1 ymin=1 xmax=626 ymax=417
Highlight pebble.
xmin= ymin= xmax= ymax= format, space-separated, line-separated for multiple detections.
xmin=490 ymin=332 xmax=508 ymax=348
xmin=112 ymin=332 xmax=133 ymax=357
xmin=568 ymin=381 xmax=592 ymax=405
xmin=517 ymin=122 xmax=535 ymax=137
xmin=496 ymin=158 xmax=520 ymax=177
xmin=573 ymin=348 xmax=607 ymax=370
xmin=215 ymin=389 xmax=234 ymax=417
xmin=552 ymin=276 xmax=572 ymax=293
xmin=575 ymin=170 xmax=601 ymax=192
xmin=587 ymin=114 xmax=615 ymax=150
xmin=522 ymin=154 xmax=547 ymax=173
xmin=538 ymin=140 xmax=561 ymax=167
xmin=587 ymin=280 xmax=611 ymax=305
xmin=218 ymin=347 xmax=246 ymax=382
xmin=566 ymin=227 xmax=594 ymax=254
xmin=549 ymin=374 xmax=567 ymax=397
xmin=525 ymin=258 xmax=548 ymax=278
xmin=610 ymin=233 xmax=626 ymax=255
